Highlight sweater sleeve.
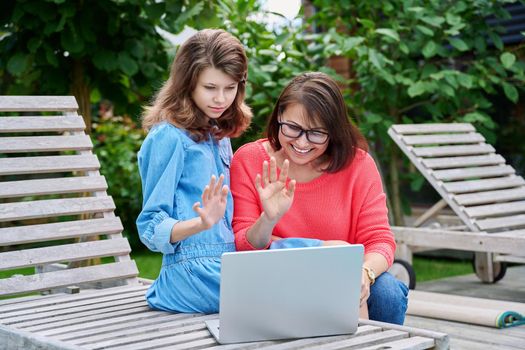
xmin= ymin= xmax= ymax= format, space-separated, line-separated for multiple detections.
xmin=352 ymin=153 xmax=396 ymax=266
xmin=230 ymin=142 xmax=270 ymax=250
xmin=136 ymin=125 xmax=185 ymax=254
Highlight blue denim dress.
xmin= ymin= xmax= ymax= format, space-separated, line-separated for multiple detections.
xmin=136 ymin=123 xmax=235 ymax=313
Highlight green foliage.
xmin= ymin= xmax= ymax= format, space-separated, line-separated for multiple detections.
xmin=309 ymin=0 xmax=525 ymax=219
xmin=215 ymin=0 xmax=335 ymax=150
xmin=91 ymin=110 xmax=144 ymax=250
xmin=0 ymin=0 xmax=210 ymax=116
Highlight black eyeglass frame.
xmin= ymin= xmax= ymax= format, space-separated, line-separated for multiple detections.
xmin=277 ymin=121 xmax=329 ymax=145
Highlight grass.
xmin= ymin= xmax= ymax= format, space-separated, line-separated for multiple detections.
xmin=131 ymin=251 xmax=163 ymax=280
xmin=412 ymin=256 xmax=472 ymax=283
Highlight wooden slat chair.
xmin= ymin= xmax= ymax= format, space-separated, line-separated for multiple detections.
xmin=389 ymin=123 xmax=525 ymax=283
xmin=0 ymin=97 xmax=449 ymax=350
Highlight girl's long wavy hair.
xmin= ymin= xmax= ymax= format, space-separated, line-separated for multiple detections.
xmin=142 ymin=29 xmax=252 ymax=141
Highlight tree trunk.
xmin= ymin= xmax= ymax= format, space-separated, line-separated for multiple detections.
xmin=69 ymin=59 xmax=100 ymax=267
xmin=389 ymin=145 xmax=405 ymax=226
xmin=71 ymin=59 xmax=92 ymax=133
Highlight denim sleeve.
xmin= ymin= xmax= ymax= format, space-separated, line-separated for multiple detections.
xmin=136 ymin=126 xmax=185 ymax=254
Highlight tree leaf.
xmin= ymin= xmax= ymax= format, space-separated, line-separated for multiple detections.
xmin=93 ymin=50 xmax=117 ymax=71
xmin=500 ymin=52 xmax=516 ymax=69
xmin=45 ymin=46 xmax=59 ymax=67
xmin=60 ymin=25 xmax=84 ymax=53
xmin=7 ymin=53 xmax=30 ymax=76
xmin=257 ymin=49 xmax=276 ymax=57
xmin=342 ymin=37 xmax=364 ymax=53
xmin=488 ymin=32 xmax=503 ymax=50
xmin=449 ymin=38 xmax=468 ymax=51
xmin=502 ymin=82 xmax=518 ymax=103
xmin=457 ymin=74 xmax=473 ymax=88
xmin=375 ymin=28 xmax=399 ymax=41
xmin=422 ymin=41 xmax=436 ymax=58
xmin=368 ymin=49 xmax=382 ymax=69
xmin=408 ymin=81 xmax=426 ymax=97
xmin=260 ymin=65 xmax=278 ymax=73
xmin=357 ymin=18 xmax=375 ymax=29
xmin=420 ymin=16 xmax=445 ymax=27
xmin=118 ymin=52 xmax=139 ymax=76
xmin=173 ymin=2 xmax=204 ymax=30
xmin=144 ymin=3 xmax=165 ymax=22
xmin=416 ymin=25 xmax=434 ymax=36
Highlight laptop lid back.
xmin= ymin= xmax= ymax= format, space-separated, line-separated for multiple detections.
xmin=218 ymin=244 xmax=363 ymax=343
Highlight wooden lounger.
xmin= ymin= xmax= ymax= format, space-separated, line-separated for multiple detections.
xmin=0 ymin=96 xmax=448 ymax=349
xmin=389 ymin=123 xmax=525 ymax=283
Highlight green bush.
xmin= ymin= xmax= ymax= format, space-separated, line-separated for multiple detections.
xmin=91 ymin=111 xmax=145 ymax=250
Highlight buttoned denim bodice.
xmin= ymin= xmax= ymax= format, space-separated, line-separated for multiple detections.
xmin=136 ymin=122 xmax=235 ymax=313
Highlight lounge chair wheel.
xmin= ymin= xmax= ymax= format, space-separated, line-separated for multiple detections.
xmin=389 ymin=259 xmax=416 ymax=289
xmin=472 ymin=256 xmax=507 ymax=283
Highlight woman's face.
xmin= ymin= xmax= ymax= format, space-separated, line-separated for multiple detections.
xmin=192 ymin=67 xmax=238 ymax=120
xmin=277 ymin=103 xmax=329 ymax=168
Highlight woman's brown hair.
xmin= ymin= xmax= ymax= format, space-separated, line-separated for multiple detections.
xmin=267 ymin=72 xmax=367 ymax=172
xmin=142 ymin=29 xmax=251 ymax=140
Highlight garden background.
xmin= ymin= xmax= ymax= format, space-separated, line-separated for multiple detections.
xmin=1 ymin=0 xmax=524 ymax=282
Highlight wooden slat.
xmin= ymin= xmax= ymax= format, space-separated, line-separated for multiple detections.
xmin=11 ymin=302 xmax=147 ymax=329
xmin=2 ymin=295 xmax=147 ymax=326
xmin=476 ymin=214 xmax=525 ymax=231
xmin=391 ymin=123 xmax=475 ymax=134
xmin=413 ymin=144 xmax=495 ymax=157
xmin=359 ymin=336 xmax=434 ymax=350
xmin=0 ymin=176 xmax=108 ymax=198
xmin=433 ymin=165 xmax=515 ymax=181
xmin=0 ymin=238 xmax=131 ymax=271
xmin=0 ymin=116 xmax=85 ymax=132
xmin=0 ymin=261 xmax=138 ymax=296
xmin=0 ymin=217 xmax=123 ymax=246
xmin=1 ymin=290 xmax=147 ymax=322
xmin=0 ymin=284 xmax=147 ymax=313
xmin=0 ymin=135 xmax=92 ymax=153
xmin=72 ymin=317 xmax=212 ymax=348
xmin=444 ymin=176 xmax=525 ymax=193
xmin=455 ymin=188 xmax=525 ymax=205
xmin=42 ymin=311 xmax=187 ymax=338
xmin=0 ymin=154 xmax=100 ymax=175
xmin=465 ymin=201 xmax=525 ymax=218
xmin=23 ymin=305 xmax=152 ymax=332
xmin=0 ymin=96 xmax=78 ymax=112
xmin=106 ymin=329 xmax=215 ymax=350
xmin=422 ymin=154 xmax=505 ymax=169
xmin=402 ymin=133 xmax=485 ymax=146
xmin=0 ymin=196 xmax=115 ymax=222
xmin=286 ymin=330 xmax=407 ymax=350
xmin=493 ymin=229 xmax=525 ymax=239
xmin=392 ymin=226 xmax=524 ymax=255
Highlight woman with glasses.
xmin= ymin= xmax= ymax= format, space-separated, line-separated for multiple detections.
xmin=230 ymin=72 xmax=408 ymax=325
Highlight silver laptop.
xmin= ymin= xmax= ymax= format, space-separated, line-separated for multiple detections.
xmin=205 ymin=244 xmax=364 ymax=344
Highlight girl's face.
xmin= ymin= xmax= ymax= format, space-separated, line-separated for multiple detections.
xmin=192 ymin=67 xmax=238 ymax=120
xmin=277 ymin=103 xmax=329 ymax=168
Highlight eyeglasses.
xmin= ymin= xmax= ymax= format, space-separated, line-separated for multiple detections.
xmin=278 ymin=121 xmax=329 ymax=145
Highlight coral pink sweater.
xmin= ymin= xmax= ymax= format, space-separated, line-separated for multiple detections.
xmin=230 ymin=139 xmax=396 ymax=266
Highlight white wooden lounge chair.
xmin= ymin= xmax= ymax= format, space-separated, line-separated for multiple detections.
xmin=0 ymin=96 xmax=449 ymax=349
xmin=389 ymin=123 xmax=525 ymax=283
